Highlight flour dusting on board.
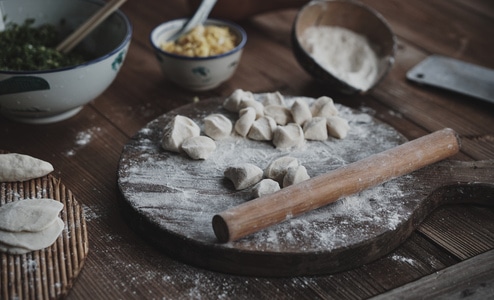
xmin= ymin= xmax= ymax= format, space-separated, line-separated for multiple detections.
xmin=118 ymin=94 xmax=420 ymax=253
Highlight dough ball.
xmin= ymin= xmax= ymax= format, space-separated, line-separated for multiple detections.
xmin=162 ymin=115 xmax=200 ymax=152
xmin=224 ymin=163 xmax=263 ymax=190
xmin=234 ymin=107 xmax=257 ymax=137
xmin=283 ymin=165 xmax=310 ymax=187
xmin=260 ymin=91 xmax=286 ymax=107
xmin=239 ymin=99 xmax=264 ymax=119
xmin=264 ymin=105 xmax=293 ymax=125
xmin=252 ymin=179 xmax=280 ymax=198
xmin=272 ymin=123 xmax=305 ymax=149
xmin=223 ymin=89 xmax=255 ymax=112
xmin=327 ymin=116 xmax=350 ymax=139
xmin=247 ymin=116 xmax=277 ymax=141
xmin=264 ymin=156 xmax=299 ymax=184
xmin=181 ymin=136 xmax=216 ymax=160
xmin=203 ymin=113 xmax=232 ymax=140
xmin=291 ymin=98 xmax=312 ymax=126
xmin=0 ymin=153 xmax=54 ymax=182
xmin=0 ymin=199 xmax=63 ymax=232
xmin=310 ymin=96 xmax=339 ymax=118
xmin=303 ymin=117 xmax=328 ymax=141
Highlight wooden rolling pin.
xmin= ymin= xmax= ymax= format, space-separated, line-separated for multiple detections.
xmin=212 ymin=128 xmax=461 ymax=243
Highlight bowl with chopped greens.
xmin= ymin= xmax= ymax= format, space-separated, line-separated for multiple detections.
xmin=0 ymin=0 xmax=132 ymax=124
xmin=150 ymin=18 xmax=246 ymax=91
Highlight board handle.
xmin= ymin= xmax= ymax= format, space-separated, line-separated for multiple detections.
xmin=213 ymin=128 xmax=461 ymax=243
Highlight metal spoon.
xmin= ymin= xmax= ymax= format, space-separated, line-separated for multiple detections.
xmin=167 ymin=0 xmax=217 ymax=42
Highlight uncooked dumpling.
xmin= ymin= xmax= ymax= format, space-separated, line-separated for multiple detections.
xmin=0 ymin=218 xmax=64 ymax=253
xmin=260 ymin=91 xmax=286 ymax=107
xmin=247 ymin=116 xmax=277 ymax=141
xmin=327 ymin=116 xmax=350 ymax=139
xmin=264 ymin=105 xmax=293 ymax=125
xmin=283 ymin=165 xmax=310 ymax=187
xmin=224 ymin=163 xmax=263 ymax=190
xmin=303 ymin=117 xmax=328 ymax=141
xmin=181 ymin=136 xmax=217 ymax=160
xmin=264 ymin=156 xmax=299 ymax=184
xmin=272 ymin=123 xmax=305 ymax=149
xmin=162 ymin=115 xmax=200 ymax=152
xmin=234 ymin=107 xmax=257 ymax=137
xmin=239 ymin=99 xmax=264 ymax=119
xmin=203 ymin=114 xmax=232 ymax=140
xmin=291 ymin=98 xmax=312 ymax=126
xmin=223 ymin=89 xmax=255 ymax=112
xmin=252 ymin=179 xmax=280 ymax=198
xmin=0 ymin=199 xmax=63 ymax=232
xmin=0 ymin=153 xmax=54 ymax=182
xmin=310 ymin=96 xmax=339 ymax=117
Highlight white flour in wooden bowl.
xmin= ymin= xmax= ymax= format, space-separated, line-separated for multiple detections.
xmin=118 ymin=94 xmax=422 ymax=254
xmin=300 ymin=26 xmax=379 ymax=91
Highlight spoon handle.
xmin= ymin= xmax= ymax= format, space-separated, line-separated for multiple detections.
xmin=168 ymin=0 xmax=217 ymax=41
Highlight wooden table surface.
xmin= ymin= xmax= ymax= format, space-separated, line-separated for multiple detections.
xmin=2 ymin=0 xmax=494 ymax=299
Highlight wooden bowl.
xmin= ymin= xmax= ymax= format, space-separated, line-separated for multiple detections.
xmin=292 ymin=1 xmax=396 ymax=94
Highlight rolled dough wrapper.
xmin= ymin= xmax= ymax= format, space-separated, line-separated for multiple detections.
xmin=303 ymin=117 xmax=329 ymax=141
xmin=0 ymin=153 xmax=54 ymax=182
xmin=181 ymin=136 xmax=216 ymax=160
xmin=291 ymin=98 xmax=312 ymax=126
xmin=264 ymin=156 xmax=299 ymax=184
xmin=0 ymin=218 xmax=64 ymax=252
xmin=234 ymin=107 xmax=257 ymax=137
xmin=203 ymin=113 xmax=232 ymax=140
xmin=162 ymin=115 xmax=200 ymax=152
xmin=272 ymin=123 xmax=305 ymax=149
xmin=283 ymin=165 xmax=310 ymax=188
xmin=239 ymin=99 xmax=264 ymax=119
xmin=0 ymin=199 xmax=63 ymax=232
xmin=223 ymin=89 xmax=255 ymax=112
xmin=0 ymin=241 xmax=31 ymax=255
xmin=327 ymin=116 xmax=350 ymax=139
xmin=260 ymin=91 xmax=286 ymax=107
xmin=252 ymin=179 xmax=280 ymax=198
xmin=224 ymin=163 xmax=263 ymax=190
xmin=310 ymin=96 xmax=339 ymax=118
xmin=247 ymin=116 xmax=277 ymax=141
xmin=264 ymin=105 xmax=293 ymax=126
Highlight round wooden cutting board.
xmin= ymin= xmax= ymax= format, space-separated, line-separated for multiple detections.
xmin=117 ymin=94 xmax=494 ymax=277
xmin=0 ymin=152 xmax=88 ymax=299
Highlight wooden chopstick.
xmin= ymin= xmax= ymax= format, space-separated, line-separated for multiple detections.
xmin=56 ymin=0 xmax=127 ymax=53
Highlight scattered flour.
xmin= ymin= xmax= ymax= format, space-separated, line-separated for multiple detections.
xmin=301 ymin=26 xmax=379 ymax=91
xmin=65 ymin=127 xmax=101 ymax=157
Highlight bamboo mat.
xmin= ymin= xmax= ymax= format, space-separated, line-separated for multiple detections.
xmin=0 ymin=168 xmax=88 ymax=299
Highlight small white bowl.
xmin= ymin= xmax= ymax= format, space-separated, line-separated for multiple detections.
xmin=150 ymin=19 xmax=247 ymax=91
xmin=0 ymin=0 xmax=132 ymax=124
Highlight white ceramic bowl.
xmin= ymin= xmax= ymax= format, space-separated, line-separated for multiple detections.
xmin=150 ymin=19 xmax=247 ymax=91
xmin=0 ymin=0 xmax=132 ymax=124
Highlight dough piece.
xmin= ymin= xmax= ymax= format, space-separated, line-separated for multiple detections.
xmin=0 ymin=241 xmax=31 ymax=255
xmin=0 ymin=153 xmax=54 ymax=182
xmin=0 ymin=218 xmax=64 ymax=251
xmin=239 ymin=99 xmax=264 ymax=119
xmin=260 ymin=91 xmax=286 ymax=107
xmin=0 ymin=199 xmax=63 ymax=232
xmin=264 ymin=105 xmax=293 ymax=125
xmin=327 ymin=116 xmax=351 ymax=139
xmin=203 ymin=113 xmax=232 ymax=140
xmin=272 ymin=123 xmax=304 ymax=149
xmin=291 ymin=98 xmax=312 ymax=126
xmin=161 ymin=115 xmax=200 ymax=152
xmin=252 ymin=179 xmax=280 ymax=198
xmin=181 ymin=136 xmax=216 ymax=160
xmin=224 ymin=163 xmax=263 ymax=190
xmin=310 ymin=96 xmax=339 ymax=117
xmin=223 ymin=89 xmax=255 ymax=112
xmin=303 ymin=117 xmax=328 ymax=141
xmin=264 ymin=156 xmax=299 ymax=184
xmin=234 ymin=107 xmax=256 ymax=137
xmin=247 ymin=116 xmax=277 ymax=141
xmin=283 ymin=165 xmax=310 ymax=188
